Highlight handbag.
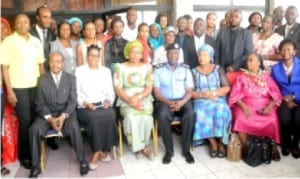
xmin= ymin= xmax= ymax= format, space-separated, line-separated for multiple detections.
xmin=227 ymin=133 xmax=242 ymax=161
xmin=244 ymin=138 xmax=272 ymax=167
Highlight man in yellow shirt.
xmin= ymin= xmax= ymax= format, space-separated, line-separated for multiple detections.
xmin=1 ymin=13 xmax=45 ymax=170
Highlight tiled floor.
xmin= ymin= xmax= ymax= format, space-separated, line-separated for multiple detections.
xmin=2 ymin=134 xmax=300 ymax=178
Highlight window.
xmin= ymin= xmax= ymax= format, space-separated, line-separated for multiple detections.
xmin=274 ymin=0 xmax=300 ymax=22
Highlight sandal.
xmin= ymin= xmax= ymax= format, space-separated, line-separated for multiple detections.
xmin=99 ymin=154 xmax=112 ymax=162
xmin=142 ymin=147 xmax=153 ymax=161
xmin=217 ymin=145 xmax=226 ymax=158
xmin=1 ymin=167 xmax=10 ymax=176
xmin=210 ymin=149 xmax=218 ymax=158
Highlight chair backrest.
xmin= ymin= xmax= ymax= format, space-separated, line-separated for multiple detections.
xmin=227 ymin=70 xmax=243 ymax=86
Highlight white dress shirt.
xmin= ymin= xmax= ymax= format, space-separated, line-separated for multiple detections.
xmin=35 ymin=25 xmax=47 ymax=46
xmin=75 ymin=65 xmax=115 ymax=108
xmin=285 ymin=23 xmax=295 ymax=36
xmin=122 ymin=24 xmax=138 ymax=41
xmin=152 ymin=46 xmax=184 ymax=66
xmin=194 ymin=35 xmax=205 ymax=52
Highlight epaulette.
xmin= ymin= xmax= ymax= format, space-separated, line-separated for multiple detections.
xmin=155 ymin=62 xmax=166 ymax=69
xmin=179 ymin=63 xmax=190 ymax=68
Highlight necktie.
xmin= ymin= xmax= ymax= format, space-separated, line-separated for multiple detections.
xmin=42 ymin=29 xmax=47 ymax=45
xmin=55 ymin=75 xmax=59 ymax=88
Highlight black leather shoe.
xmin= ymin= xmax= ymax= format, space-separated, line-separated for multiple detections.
xmin=281 ymin=148 xmax=291 ymax=156
xmin=291 ymin=149 xmax=300 ymax=159
xmin=183 ymin=152 xmax=195 ymax=164
xmin=29 ymin=167 xmax=40 ymax=178
xmin=20 ymin=160 xmax=32 ymax=170
xmin=162 ymin=152 xmax=173 ymax=164
xmin=80 ymin=161 xmax=89 ymax=176
xmin=47 ymin=138 xmax=58 ymax=150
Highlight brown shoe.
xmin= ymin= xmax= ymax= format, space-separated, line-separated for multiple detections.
xmin=272 ymin=143 xmax=281 ymax=161
xmin=142 ymin=147 xmax=152 ymax=161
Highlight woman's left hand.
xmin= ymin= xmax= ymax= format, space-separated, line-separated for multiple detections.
xmin=103 ymin=100 xmax=110 ymax=109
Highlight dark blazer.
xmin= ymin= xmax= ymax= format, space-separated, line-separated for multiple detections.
xmin=183 ymin=35 xmax=216 ymax=69
xmin=271 ymin=56 xmax=300 ymax=105
xmin=275 ymin=23 xmax=300 ymax=57
xmin=50 ymin=39 xmax=78 ymax=74
xmin=215 ymin=27 xmax=253 ymax=70
xmin=30 ymin=26 xmax=56 ymax=70
xmin=36 ymin=71 xmax=77 ymax=118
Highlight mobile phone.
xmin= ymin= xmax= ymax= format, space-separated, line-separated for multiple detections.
xmin=256 ymin=109 xmax=264 ymax=115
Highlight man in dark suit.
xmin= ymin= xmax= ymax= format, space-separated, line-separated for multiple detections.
xmin=30 ymin=5 xmax=58 ymax=150
xmin=175 ymin=16 xmax=188 ymax=48
xmin=28 ymin=52 xmax=89 ymax=177
xmin=215 ymin=9 xmax=253 ymax=72
xmin=275 ymin=6 xmax=300 ymax=58
xmin=183 ymin=18 xmax=216 ymax=69
xmin=30 ymin=5 xmax=56 ymax=71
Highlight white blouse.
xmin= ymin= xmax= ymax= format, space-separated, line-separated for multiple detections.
xmin=75 ymin=65 xmax=115 ymax=108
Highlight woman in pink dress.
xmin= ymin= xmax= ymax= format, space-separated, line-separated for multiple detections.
xmin=228 ymin=53 xmax=282 ymax=161
xmin=252 ymin=15 xmax=283 ymax=71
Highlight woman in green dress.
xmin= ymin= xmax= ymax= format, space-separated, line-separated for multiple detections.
xmin=114 ymin=40 xmax=154 ymax=160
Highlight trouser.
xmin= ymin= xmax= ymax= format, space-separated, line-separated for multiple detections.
xmin=29 ymin=112 xmax=86 ymax=168
xmin=155 ymin=101 xmax=195 ymax=154
xmin=278 ymin=103 xmax=300 ymax=150
xmin=13 ymin=88 xmax=36 ymax=161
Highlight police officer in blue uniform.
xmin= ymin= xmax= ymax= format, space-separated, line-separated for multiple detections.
xmin=153 ymin=43 xmax=195 ymax=164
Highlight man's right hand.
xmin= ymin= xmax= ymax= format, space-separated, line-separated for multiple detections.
xmin=7 ymin=90 xmax=17 ymax=107
xmin=49 ymin=118 xmax=60 ymax=131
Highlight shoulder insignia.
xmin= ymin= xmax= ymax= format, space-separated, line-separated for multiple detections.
xmin=179 ymin=63 xmax=190 ymax=68
xmin=155 ymin=62 xmax=166 ymax=69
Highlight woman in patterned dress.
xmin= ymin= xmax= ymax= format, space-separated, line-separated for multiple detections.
xmin=192 ymin=44 xmax=231 ymax=158
xmin=228 ymin=53 xmax=282 ymax=160
xmin=114 ymin=41 xmax=154 ymax=160
xmin=252 ymin=15 xmax=283 ymax=71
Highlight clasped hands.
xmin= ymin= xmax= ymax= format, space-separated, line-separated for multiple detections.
xmin=201 ymin=90 xmax=217 ymax=100
xmin=84 ymin=100 xmax=110 ymax=111
xmin=242 ymin=104 xmax=272 ymax=118
xmin=48 ymin=115 xmax=65 ymax=132
xmin=128 ymin=94 xmax=144 ymax=111
xmin=167 ymin=100 xmax=184 ymax=112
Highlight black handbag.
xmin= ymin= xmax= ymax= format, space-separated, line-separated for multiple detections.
xmin=244 ymin=138 xmax=272 ymax=167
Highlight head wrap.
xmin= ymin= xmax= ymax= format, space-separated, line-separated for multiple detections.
xmin=68 ymin=17 xmax=83 ymax=30
xmin=198 ymin=44 xmax=214 ymax=61
xmin=1 ymin=17 xmax=12 ymax=36
xmin=148 ymin=23 xmax=164 ymax=50
xmin=124 ymin=40 xmax=144 ymax=60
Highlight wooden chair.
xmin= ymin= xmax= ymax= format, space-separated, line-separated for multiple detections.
xmin=40 ymin=127 xmax=117 ymax=172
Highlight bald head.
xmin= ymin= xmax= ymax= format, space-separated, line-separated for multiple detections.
xmin=230 ymin=9 xmax=242 ymax=28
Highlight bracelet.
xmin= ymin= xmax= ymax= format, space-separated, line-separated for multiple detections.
xmin=138 ymin=94 xmax=142 ymax=100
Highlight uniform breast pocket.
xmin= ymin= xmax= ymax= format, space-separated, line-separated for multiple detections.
xmin=160 ymin=74 xmax=171 ymax=87
xmin=175 ymin=71 xmax=186 ymax=81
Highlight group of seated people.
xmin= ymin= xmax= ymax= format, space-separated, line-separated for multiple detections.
xmin=1 ymin=4 xmax=300 ymax=178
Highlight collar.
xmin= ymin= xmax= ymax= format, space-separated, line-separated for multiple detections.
xmin=286 ymin=23 xmax=295 ymax=28
xmin=50 ymin=71 xmax=63 ymax=80
xmin=166 ymin=62 xmax=179 ymax=70
xmin=36 ymin=24 xmax=47 ymax=33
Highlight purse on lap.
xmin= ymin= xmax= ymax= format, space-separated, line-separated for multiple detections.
xmin=227 ymin=133 xmax=242 ymax=161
